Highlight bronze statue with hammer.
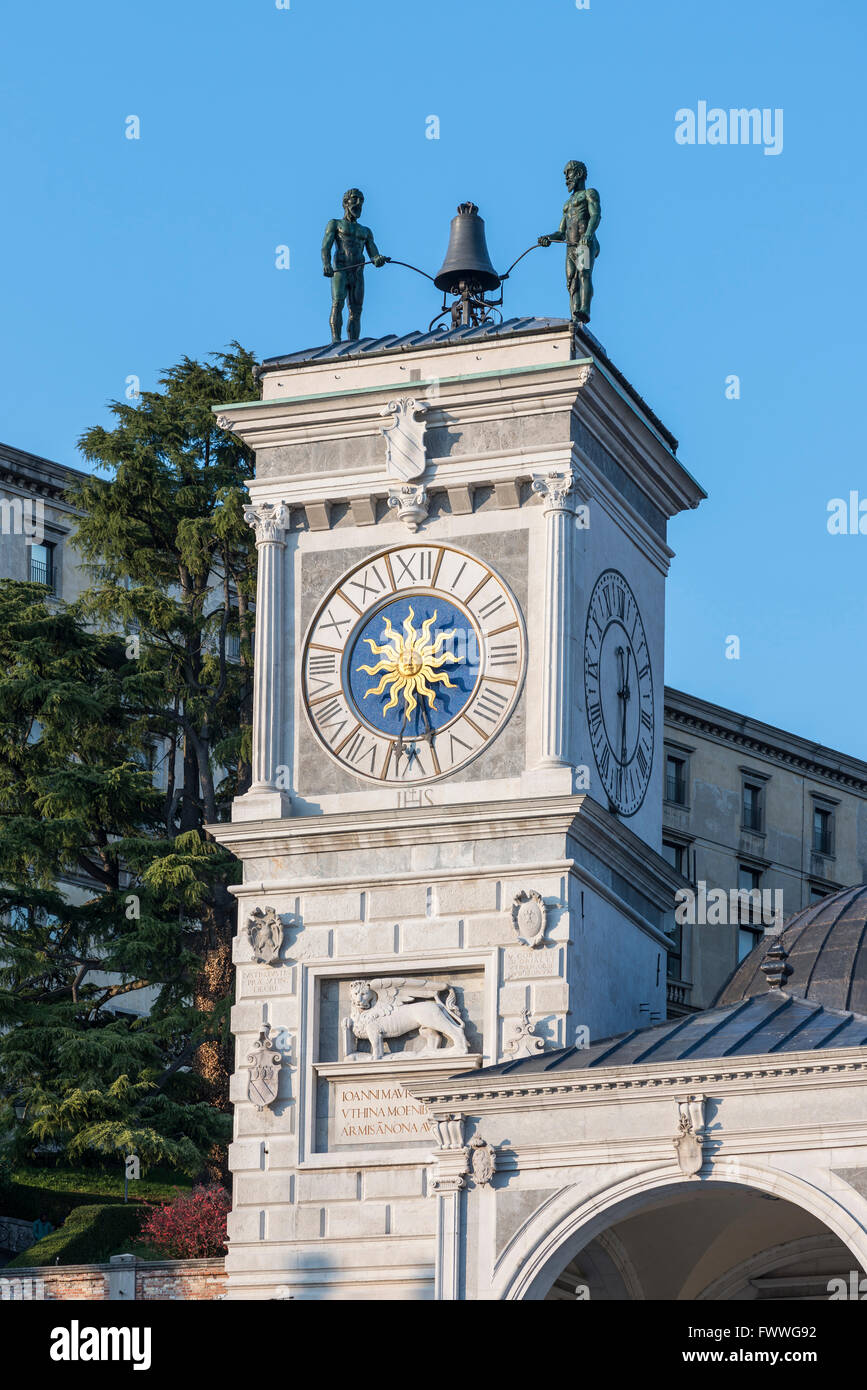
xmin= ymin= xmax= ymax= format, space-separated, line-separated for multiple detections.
xmin=538 ymin=160 xmax=601 ymax=324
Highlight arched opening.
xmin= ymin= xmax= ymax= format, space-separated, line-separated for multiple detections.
xmin=543 ymin=1184 xmax=866 ymax=1301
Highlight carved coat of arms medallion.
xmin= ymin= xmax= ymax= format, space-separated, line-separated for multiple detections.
xmin=511 ymin=890 xmax=548 ymax=948
xmin=379 ymin=398 xmax=429 ymax=481
xmin=469 ymin=1134 xmax=497 ymax=1187
xmin=247 ymin=1024 xmax=282 ymax=1110
xmin=245 ymin=906 xmax=284 ymax=965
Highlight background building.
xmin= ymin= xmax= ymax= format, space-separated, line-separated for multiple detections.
xmin=663 ymin=688 xmax=867 ymax=1012
xmin=0 ymin=443 xmax=90 ymax=602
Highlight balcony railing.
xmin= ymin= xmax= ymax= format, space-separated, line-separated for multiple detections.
xmin=666 ymin=979 xmax=693 ymax=1008
xmin=29 ymin=558 xmax=55 ymax=591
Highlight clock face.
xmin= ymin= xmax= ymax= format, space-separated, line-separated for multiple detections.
xmin=302 ymin=543 xmax=526 ymax=784
xmin=583 ymin=569 xmax=654 ymax=816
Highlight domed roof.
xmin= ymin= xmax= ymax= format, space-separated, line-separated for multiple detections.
xmin=715 ymin=884 xmax=867 ymax=1014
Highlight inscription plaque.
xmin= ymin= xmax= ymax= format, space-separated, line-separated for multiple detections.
xmin=503 ymin=947 xmax=560 ymax=980
xmin=331 ymin=1080 xmax=435 ymax=1145
xmin=242 ymin=968 xmax=289 ymax=996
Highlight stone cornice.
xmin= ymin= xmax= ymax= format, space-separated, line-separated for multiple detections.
xmin=664 ymin=687 xmax=867 ymax=793
xmin=404 ymin=1046 xmax=867 ymax=1111
xmin=219 ymin=348 xmax=703 ymax=525
xmin=207 ymin=792 xmax=683 ymax=913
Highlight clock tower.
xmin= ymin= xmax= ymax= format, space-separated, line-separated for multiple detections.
xmin=210 ymin=316 xmax=704 ymax=1299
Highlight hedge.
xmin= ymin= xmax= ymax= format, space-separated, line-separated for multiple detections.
xmin=0 ymin=1182 xmax=128 ymax=1227
xmin=6 ymin=1203 xmax=144 ymax=1267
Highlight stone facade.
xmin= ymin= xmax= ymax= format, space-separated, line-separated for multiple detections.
xmin=210 ymin=321 xmax=704 ymax=1298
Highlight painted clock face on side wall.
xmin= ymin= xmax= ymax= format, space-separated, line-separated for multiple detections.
xmin=583 ymin=569 xmax=654 ymax=816
xmin=302 ymin=544 xmax=527 ymax=784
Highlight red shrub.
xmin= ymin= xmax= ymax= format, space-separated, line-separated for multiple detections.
xmin=139 ymin=1184 xmax=230 ymax=1260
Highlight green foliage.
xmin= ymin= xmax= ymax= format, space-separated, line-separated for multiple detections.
xmin=0 ymin=346 xmax=257 ymax=1178
xmin=69 ymin=346 xmax=260 ymax=1131
xmin=0 ymin=583 xmax=230 ymax=1172
xmin=70 ymin=344 xmax=259 ymax=830
xmin=6 ymin=1203 xmax=144 ymax=1268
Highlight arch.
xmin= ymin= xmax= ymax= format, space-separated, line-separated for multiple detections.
xmin=493 ymin=1162 xmax=867 ymax=1301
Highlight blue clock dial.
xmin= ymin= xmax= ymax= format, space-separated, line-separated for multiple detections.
xmin=346 ymin=595 xmax=480 ymax=739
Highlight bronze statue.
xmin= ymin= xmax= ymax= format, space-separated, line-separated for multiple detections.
xmin=538 ymin=161 xmax=601 ymax=324
xmin=321 ymin=188 xmax=387 ymax=342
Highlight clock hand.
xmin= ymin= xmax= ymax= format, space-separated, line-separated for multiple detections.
xmin=616 ymin=645 xmax=631 ymax=766
xmin=418 ymin=698 xmax=435 ymax=745
xmin=396 ymin=704 xmax=410 ymax=761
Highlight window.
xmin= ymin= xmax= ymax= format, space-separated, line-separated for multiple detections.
xmin=742 ymin=781 xmax=763 ymax=832
xmin=737 ymin=863 xmax=763 ymax=958
xmin=665 ymin=755 xmax=687 ymax=805
xmin=810 ymin=882 xmax=830 ymax=905
xmin=662 ymin=841 xmax=688 ymax=980
xmin=813 ymin=806 xmax=833 ymax=856
xmin=29 ymin=542 xmax=55 ymax=591
xmin=666 ymin=920 xmax=683 ymax=980
xmin=662 ymin=839 xmax=687 ymax=876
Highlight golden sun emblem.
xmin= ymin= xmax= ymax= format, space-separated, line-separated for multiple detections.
xmin=357 ymin=606 xmax=459 ymax=715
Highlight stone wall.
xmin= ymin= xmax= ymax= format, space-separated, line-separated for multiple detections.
xmin=0 ymin=1215 xmax=36 ymax=1253
xmin=0 ymin=1257 xmax=226 ymax=1300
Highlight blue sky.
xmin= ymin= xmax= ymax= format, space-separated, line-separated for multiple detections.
xmin=2 ymin=0 xmax=866 ymax=756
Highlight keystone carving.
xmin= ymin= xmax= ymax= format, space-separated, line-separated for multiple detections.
xmin=342 ymin=978 xmax=469 ymax=1062
xmin=244 ymin=906 xmax=284 ymax=966
xmin=511 ymin=890 xmax=548 ymax=948
xmin=673 ymin=1095 xmax=707 ymax=1178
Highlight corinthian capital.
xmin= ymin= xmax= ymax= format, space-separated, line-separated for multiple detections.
xmin=531 ymin=468 xmax=577 ymax=512
xmin=243 ymin=501 xmax=289 ymax=544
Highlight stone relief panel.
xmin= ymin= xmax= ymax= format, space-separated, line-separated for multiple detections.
xmin=314 ymin=967 xmax=485 ymax=1153
xmin=342 ymin=978 xmax=468 ymax=1062
xmin=318 ymin=968 xmax=485 ymax=1064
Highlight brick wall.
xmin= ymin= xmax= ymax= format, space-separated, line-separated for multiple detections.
xmin=0 ymin=1258 xmax=226 ymax=1300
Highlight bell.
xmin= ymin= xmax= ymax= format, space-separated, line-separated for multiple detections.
xmin=434 ymin=203 xmax=501 ymax=294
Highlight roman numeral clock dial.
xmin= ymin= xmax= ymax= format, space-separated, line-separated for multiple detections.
xmin=302 ymin=544 xmax=527 ymax=784
xmin=583 ymin=569 xmax=654 ymax=816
